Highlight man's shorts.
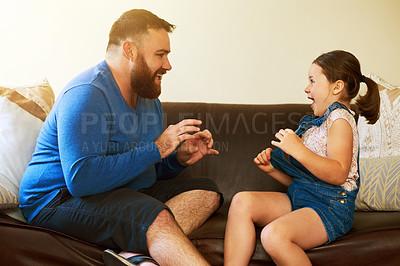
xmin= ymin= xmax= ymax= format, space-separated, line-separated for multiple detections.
xmin=31 ymin=177 xmax=222 ymax=254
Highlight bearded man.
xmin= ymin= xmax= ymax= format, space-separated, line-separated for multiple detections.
xmin=19 ymin=9 xmax=222 ymax=266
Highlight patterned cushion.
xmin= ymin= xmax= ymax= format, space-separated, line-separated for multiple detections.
xmin=0 ymin=79 xmax=54 ymax=209
xmin=358 ymin=74 xmax=400 ymax=158
xmin=356 ymin=74 xmax=400 ymax=211
xmin=355 ymin=157 xmax=400 ymax=211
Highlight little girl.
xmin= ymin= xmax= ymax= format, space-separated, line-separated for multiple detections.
xmin=224 ymin=50 xmax=380 ymax=265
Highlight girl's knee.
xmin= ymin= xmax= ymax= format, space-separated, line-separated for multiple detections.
xmin=230 ymin=191 xmax=253 ymax=210
xmin=260 ymin=223 xmax=286 ymax=254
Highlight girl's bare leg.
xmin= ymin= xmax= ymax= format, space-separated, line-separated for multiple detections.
xmin=224 ymin=191 xmax=291 ymax=266
xmin=261 ymin=207 xmax=328 ymax=266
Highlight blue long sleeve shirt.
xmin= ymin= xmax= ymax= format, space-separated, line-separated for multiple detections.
xmin=19 ymin=60 xmax=186 ymax=223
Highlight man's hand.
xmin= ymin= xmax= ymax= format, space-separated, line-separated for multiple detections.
xmin=177 ymin=129 xmax=219 ymax=165
xmin=155 ymin=119 xmax=202 ymax=159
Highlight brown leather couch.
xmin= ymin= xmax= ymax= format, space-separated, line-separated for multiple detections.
xmin=1 ymin=102 xmax=400 ymax=265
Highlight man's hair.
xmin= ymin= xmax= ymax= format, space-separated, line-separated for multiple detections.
xmin=106 ymin=9 xmax=175 ymax=51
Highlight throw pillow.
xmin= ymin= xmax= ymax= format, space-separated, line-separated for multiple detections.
xmin=358 ymin=73 xmax=400 ymax=158
xmin=355 ymin=157 xmax=400 ymax=211
xmin=356 ymin=74 xmax=400 ymax=211
xmin=0 ymin=79 xmax=55 ymax=209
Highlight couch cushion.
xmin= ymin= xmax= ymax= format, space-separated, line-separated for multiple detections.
xmin=0 ymin=212 xmax=103 ymax=265
xmin=0 ymin=79 xmax=54 ymax=210
xmin=190 ymin=203 xmax=400 ymax=265
xmin=163 ymin=102 xmax=313 ymax=202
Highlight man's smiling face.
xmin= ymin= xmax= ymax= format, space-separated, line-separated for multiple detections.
xmin=130 ymin=28 xmax=172 ymax=99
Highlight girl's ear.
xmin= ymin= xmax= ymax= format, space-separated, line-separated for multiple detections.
xmin=122 ymin=41 xmax=138 ymax=62
xmin=332 ymin=80 xmax=345 ymax=95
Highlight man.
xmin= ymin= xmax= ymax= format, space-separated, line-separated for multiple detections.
xmin=19 ymin=9 xmax=222 ymax=265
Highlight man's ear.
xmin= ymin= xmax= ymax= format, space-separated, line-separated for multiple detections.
xmin=122 ymin=41 xmax=138 ymax=62
xmin=333 ymin=80 xmax=345 ymax=95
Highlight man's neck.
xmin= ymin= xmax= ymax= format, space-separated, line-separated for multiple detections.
xmin=105 ymin=55 xmax=138 ymax=110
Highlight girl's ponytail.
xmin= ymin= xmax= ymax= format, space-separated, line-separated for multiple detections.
xmin=355 ymin=76 xmax=380 ymax=124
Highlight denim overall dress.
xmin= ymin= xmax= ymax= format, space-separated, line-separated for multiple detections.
xmin=270 ymin=102 xmax=359 ymax=243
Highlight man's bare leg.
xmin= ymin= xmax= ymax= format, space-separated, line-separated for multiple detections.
xmin=165 ymin=190 xmax=220 ymax=235
xmin=148 ymin=209 xmax=209 ymax=265
xmin=115 ymin=190 xmax=219 ymax=265
xmin=118 ymin=209 xmax=209 ymax=266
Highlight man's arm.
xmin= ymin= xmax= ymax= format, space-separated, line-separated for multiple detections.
xmin=154 ymin=151 xmax=186 ymax=180
xmin=57 ymin=86 xmax=161 ymax=197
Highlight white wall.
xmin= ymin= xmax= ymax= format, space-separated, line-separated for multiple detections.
xmin=1 ymin=0 xmax=399 ymax=104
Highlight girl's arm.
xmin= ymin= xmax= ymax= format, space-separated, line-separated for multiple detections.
xmin=254 ymin=148 xmax=294 ymax=187
xmin=272 ymin=119 xmax=353 ymax=186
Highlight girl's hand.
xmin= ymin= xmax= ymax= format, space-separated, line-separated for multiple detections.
xmin=254 ymin=147 xmax=274 ymax=173
xmin=271 ymin=128 xmax=304 ymax=157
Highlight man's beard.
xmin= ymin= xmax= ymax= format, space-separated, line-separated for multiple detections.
xmin=130 ymin=53 xmax=164 ymax=99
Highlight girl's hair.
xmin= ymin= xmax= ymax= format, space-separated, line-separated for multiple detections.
xmin=313 ymin=50 xmax=380 ymax=124
xmin=107 ymin=9 xmax=175 ymax=51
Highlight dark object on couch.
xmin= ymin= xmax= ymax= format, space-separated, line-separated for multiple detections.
xmin=1 ymin=102 xmax=400 ymax=265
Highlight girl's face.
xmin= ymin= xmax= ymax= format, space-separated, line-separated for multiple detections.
xmin=304 ymin=63 xmax=336 ymax=117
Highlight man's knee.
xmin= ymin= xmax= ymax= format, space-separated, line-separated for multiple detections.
xmin=146 ymin=209 xmax=185 ymax=246
xmin=183 ymin=190 xmax=222 ymax=216
xmin=149 ymin=209 xmax=177 ymax=232
xmin=199 ymin=190 xmax=221 ymax=207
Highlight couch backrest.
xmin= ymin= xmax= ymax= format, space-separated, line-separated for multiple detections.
xmin=162 ymin=102 xmax=314 ymax=202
